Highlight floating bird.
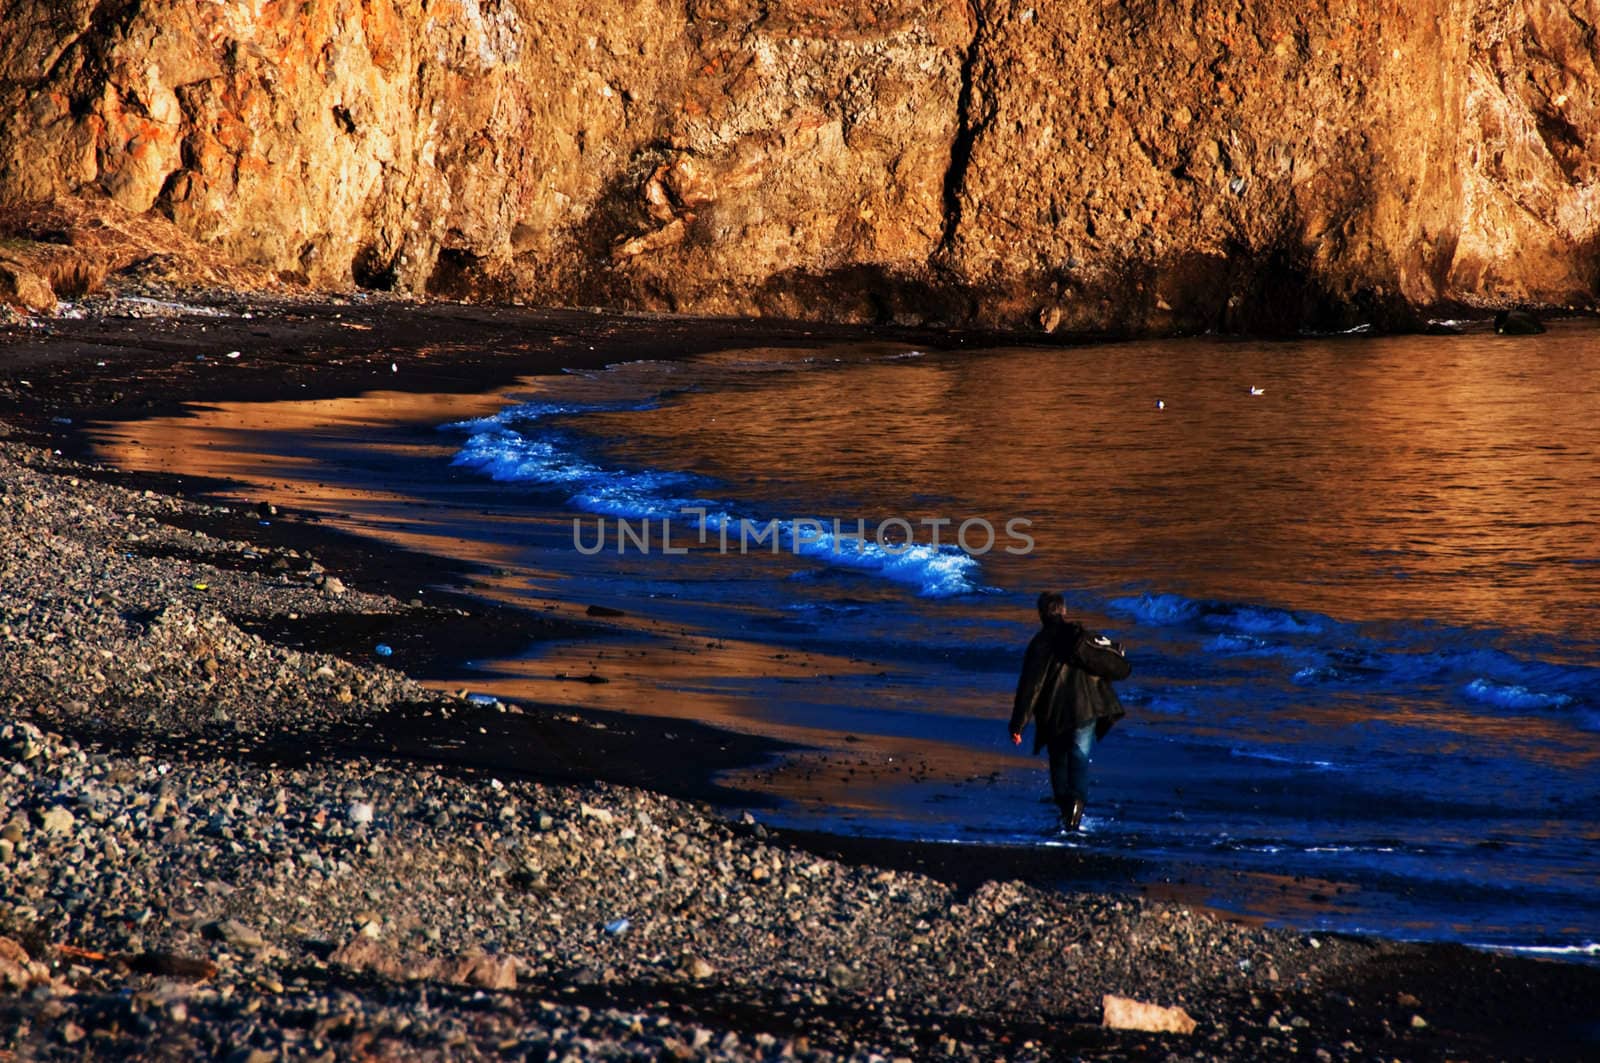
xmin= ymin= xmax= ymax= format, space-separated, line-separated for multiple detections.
xmin=1249 ymin=386 xmax=1265 ymax=396
xmin=1156 ymin=400 xmax=1165 ymax=410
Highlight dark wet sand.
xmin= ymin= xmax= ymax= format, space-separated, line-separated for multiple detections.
xmin=5 ymin=291 xmax=1162 ymax=883
xmin=0 ymin=294 xmax=1039 ymax=438
xmin=4 ymin=292 xmax=1599 ymax=1059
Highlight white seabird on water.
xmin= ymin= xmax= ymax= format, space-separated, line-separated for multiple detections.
xmin=1249 ymin=386 xmax=1265 ymax=396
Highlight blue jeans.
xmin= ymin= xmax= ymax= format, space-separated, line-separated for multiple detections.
xmin=1046 ymin=722 xmax=1097 ymax=814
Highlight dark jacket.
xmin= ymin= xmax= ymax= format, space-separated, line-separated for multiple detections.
xmin=1009 ymin=620 xmax=1130 ymax=753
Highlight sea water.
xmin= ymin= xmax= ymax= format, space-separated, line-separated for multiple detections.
xmin=92 ymin=321 xmax=1600 ymax=952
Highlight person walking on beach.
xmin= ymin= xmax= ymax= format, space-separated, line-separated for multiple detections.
xmin=1009 ymin=592 xmax=1131 ymax=832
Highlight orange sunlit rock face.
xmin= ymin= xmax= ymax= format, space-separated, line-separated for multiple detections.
xmin=3 ymin=1 xmax=1597 ymax=327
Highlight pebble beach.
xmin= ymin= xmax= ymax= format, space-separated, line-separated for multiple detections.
xmin=2 ymin=298 xmax=1598 ymax=1060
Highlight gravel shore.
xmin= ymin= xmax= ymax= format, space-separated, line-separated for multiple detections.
xmin=3 ymin=300 xmax=1599 ymax=1059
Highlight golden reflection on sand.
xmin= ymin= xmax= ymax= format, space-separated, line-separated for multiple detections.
xmin=88 ymin=384 xmax=936 ymax=766
xmin=435 ymin=623 xmax=1023 ymax=799
xmin=1145 ymin=870 xmax=1362 ymax=929
xmin=93 ymin=386 xmax=516 ymax=540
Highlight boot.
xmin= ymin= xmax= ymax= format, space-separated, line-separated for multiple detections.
xmin=1067 ymin=797 xmax=1085 ymax=831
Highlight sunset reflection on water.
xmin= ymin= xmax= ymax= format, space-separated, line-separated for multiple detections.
xmin=89 ymin=320 xmax=1600 ymax=945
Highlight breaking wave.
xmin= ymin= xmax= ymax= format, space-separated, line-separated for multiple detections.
xmin=445 ymin=401 xmax=982 ymax=598
xmin=1107 ymin=590 xmax=1593 ymax=725
xmin=1110 ymin=592 xmax=1331 ymax=635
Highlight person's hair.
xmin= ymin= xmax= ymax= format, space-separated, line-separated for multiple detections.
xmin=1036 ymin=591 xmax=1066 ymax=625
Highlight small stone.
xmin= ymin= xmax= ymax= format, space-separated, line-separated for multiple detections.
xmin=1101 ymin=995 xmax=1197 ymax=1034
xmin=39 ymin=806 xmax=75 ymax=835
xmin=227 ymin=1048 xmax=277 ymax=1063
xmin=206 ymin=919 xmax=265 ymax=950
xmin=0 ymin=820 xmax=22 ymax=844
xmin=1410 ymin=1014 xmax=1428 ymax=1029
xmin=1494 ymin=309 xmax=1545 ymax=335
xmin=0 ymin=261 xmax=56 ymax=311
xmin=826 ymin=963 xmax=860 ymax=990
xmin=450 ymin=952 xmax=517 ymax=990
xmin=347 ymin=801 xmax=374 ymax=825
xmin=61 ymin=1022 xmax=86 ymax=1045
xmin=322 ymin=577 xmax=347 ymax=595
xmin=1396 ymin=992 xmax=1422 ymax=1008
xmin=0 ymin=937 xmax=50 ymax=991
xmin=687 ymin=957 xmax=714 ymax=980
xmin=580 ymin=803 xmax=614 ymax=825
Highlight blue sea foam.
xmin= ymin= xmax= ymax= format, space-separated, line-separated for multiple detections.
xmin=1461 ymin=678 xmax=1576 ymax=712
xmin=1110 ymin=592 xmax=1328 ymax=635
xmin=445 ymin=402 xmax=982 ymax=598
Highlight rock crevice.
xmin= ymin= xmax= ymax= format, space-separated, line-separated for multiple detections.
xmin=936 ymin=0 xmax=989 ymax=260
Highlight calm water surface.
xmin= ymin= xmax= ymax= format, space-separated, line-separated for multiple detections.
xmin=94 ymin=321 xmax=1600 ymax=954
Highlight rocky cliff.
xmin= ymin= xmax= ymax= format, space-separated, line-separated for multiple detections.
xmin=2 ymin=0 xmax=1596 ymax=331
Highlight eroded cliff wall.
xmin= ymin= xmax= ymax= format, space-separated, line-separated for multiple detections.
xmin=1 ymin=0 xmax=1595 ymax=330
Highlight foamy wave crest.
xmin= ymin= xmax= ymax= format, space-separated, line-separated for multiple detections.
xmin=1216 ymin=838 xmax=1397 ymax=855
xmin=445 ymin=400 xmax=631 ymax=435
xmin=445 ymin=404 xmax=981 ymax=597
xmin=1293 ymin=664 xmax=1363 ymax=686
xmin=1474 ymin=941 xmax=1600 ymax=959
xmin=1228 ymin=746 xmax=1338 ymax=770
xmin=787 ymin=524 xmax=980 ymax=598
xmin=1206 ymin=633 xmax=1269 ymax=653
xmin=1118 ymin=591 xmax=1597 ymax=727
xmin=694 ymin=511 xmax=981 ymax=598
xmin=1110 ymin=592 xmax=1202 ymax=625
xmin=451 ymin=425 xmax=700 ymax=519
xmin=1461 ymin=678 xmax=1576 ymax=712
xmin=1111 ymin=592 xmax=1329 ymax=635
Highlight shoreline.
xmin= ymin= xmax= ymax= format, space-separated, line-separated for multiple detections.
xmin=3 ymin=293 xmax=1599 ymax=1058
